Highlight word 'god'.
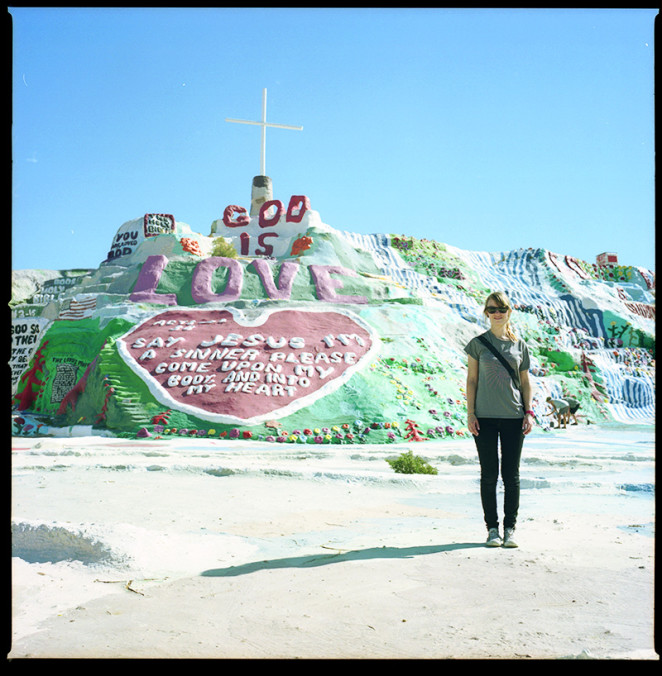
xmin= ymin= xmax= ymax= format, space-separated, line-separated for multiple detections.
xmin=223 ymin=195 xmax=310 ymax=257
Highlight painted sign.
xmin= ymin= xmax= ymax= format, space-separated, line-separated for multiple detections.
xmin=211 ymin=195 xmax=312 ymax=259
xmin=116 ymin=308 xmax=378 ymax=424
xmin=107 ymin=218 xmax=143 ymax=261
xmin=107 ymin=214 xmax=175 ymax=261
xmin=10 ymin=317 xmax=50 ymax=391
xmin=129 ymin=256 xmax=369 ymax=306
xmin=144 ymin=213 xmax=175 ymax=238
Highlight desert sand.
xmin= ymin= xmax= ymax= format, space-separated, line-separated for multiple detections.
xmin=9 ymin=424 xmax=657 ymax=660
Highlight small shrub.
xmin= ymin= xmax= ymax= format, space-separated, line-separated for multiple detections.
xmin=387 ymin=450 xmax=438 ymax=475
xmin=211 ymin=238 xmax=238 ymax=258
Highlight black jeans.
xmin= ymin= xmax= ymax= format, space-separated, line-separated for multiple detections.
xmin=473 ymin=417 xmax=524 ymax=530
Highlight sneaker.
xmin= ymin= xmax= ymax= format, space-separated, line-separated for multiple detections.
xmin=503 ymin=527 xmax=518 ymax=548
xmin=486 ymin=528 xmax=502 ymax=547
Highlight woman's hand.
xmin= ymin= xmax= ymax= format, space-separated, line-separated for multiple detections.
xmin=522 ymin=413 xmax=534 ymax=435
xmin=466 ymin=357 xmax=479 ymax=436
xmin=520 ymin=372 xmax=534 ymax=437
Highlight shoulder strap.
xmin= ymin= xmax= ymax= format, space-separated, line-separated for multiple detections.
xmin=477 ymin=334 xmax=520 ymax=388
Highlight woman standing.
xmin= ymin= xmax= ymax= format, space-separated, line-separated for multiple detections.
xmin=465 ymin=292 xmax=534 ymax=548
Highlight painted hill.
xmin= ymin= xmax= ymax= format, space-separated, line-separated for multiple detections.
xmin=11 ymin=193 xmax=655 ymax=443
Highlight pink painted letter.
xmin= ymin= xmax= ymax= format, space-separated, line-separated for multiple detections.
xmin=191 ymin=257 xmax=243 ymax=304
xmin=130 ymin=255 xmax=177 ymax=306
xmin=249 ymin=260 xmax=300 ymax=300
xmin=309 ymin=265 xmax=368 ymax=304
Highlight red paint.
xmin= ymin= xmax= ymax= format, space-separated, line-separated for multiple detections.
xmin=222 ymin=205 xmax=250 ymax=228
xmin=14 ymin=341 xmax=49 ymax=411
xmin=258 ymin=200 xmax=284 ymax=228
xmin=118 ymin=308 xmax=375 ymax=424
xmin=285 ymin=195 xmax=310 ymax=223
xmin=291 ymin=235 xmax=313 ymax=256
xmin=57 ymin=351 xmax=103 ymax=415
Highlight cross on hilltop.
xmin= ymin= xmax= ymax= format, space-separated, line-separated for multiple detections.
xmin=226 ymin=88 xmax=303 ymax=177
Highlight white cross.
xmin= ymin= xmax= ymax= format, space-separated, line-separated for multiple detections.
xmin=226 ymin=88 xmax=303 ymax=177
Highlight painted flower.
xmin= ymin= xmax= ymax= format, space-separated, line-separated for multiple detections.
xmin=180 ymin=237 xmax=203 ymax=256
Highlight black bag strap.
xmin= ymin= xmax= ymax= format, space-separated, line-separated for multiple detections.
xmin=477 ymin=334 xmax=520 ymax=388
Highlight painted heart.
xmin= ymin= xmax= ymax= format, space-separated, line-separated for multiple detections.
xmin=117 ymin=308 xmax=378 ymax=425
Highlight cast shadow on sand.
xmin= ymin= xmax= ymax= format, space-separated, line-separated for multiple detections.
xmin=200 ymin=542 xmax=484 ymax=578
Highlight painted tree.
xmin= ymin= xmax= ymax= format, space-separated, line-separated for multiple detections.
xmin=57 ymin=356 xmax=99 ymax=416
xmin=404 ymin=419 xmax=428 ymax=442
xmin=14 ymin=341 xmax=49 ymax=411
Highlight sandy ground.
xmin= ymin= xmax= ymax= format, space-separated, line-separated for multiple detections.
xmin=8 ymin=426 xmax=658 ymax=660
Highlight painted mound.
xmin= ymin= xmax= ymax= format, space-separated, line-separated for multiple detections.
xmin=11 ymin=194 xmax=655 ymax=444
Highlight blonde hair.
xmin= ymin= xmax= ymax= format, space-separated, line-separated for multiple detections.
xmin=484 ymin=291 xmax=517 ymax=342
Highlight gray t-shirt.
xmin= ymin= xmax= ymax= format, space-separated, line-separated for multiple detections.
xmin=464 ymin=331 xmax=531 ymax=418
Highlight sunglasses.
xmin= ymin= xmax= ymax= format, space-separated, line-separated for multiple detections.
xmin=485 ymin=306 xmax=509 ymax=314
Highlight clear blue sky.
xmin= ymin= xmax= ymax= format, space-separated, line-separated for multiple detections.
xmin=10 ymin=7 xmax=657 ymax=272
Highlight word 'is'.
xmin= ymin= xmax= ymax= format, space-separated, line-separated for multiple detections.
xmin=222 ymin=195 xmax=310 ymax=257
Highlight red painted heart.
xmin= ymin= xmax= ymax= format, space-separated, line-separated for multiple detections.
xmin=117 ymin=308 xmax=377 ymax=425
